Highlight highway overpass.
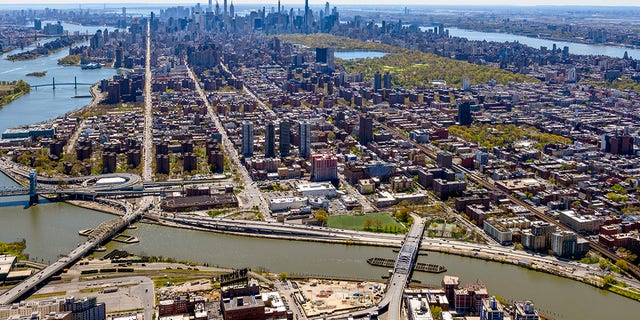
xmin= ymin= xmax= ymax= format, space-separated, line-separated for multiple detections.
xmin=0 ymin=198 xmax=150 ymax=305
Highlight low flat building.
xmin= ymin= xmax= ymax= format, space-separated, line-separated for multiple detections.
xmin=297 ymin=182 xmax=337 ymax=198
xmin=513 ymin=301 xmax=539 ymax=320
xmin=0 ymin=255 xmax=17 ymax=280
xmin=483 ymin=217 xmax=530 ymax=245
xmin=407 ymin=297 xmax=434 ymax=320
xmin=160 ymin=194 xmax=238 ymax=212
xmin=268 ymin=197 xmax=308 ymax=212
xmin=558 ymin=210 xmax=601 ymax=234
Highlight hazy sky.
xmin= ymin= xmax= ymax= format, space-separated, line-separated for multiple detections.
xmin=1 ymin=0 xmax=639 ymax=6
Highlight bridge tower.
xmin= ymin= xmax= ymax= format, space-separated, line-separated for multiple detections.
xmin=52 ymin=77 xmax=55 ymax=90
xmin=29 ymin=170 xmax=38 ymax=205
xmin=74 ymin=76 xmax=77 ymax=89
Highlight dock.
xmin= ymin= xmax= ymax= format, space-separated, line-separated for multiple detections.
xmin=79 ymin=229 xmax=139 ymax=244
xmin=367 ymin=257 xmax=446 ymax=273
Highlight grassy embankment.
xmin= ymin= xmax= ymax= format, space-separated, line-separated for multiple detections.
xmin=0 ymin=239 xmax=28 ymax=260
xmin=0 ymin=80 xmax=30 ymax=109
xmin=328 ymin=212 xmax=406 ymax=234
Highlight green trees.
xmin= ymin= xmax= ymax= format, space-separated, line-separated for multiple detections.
xmin=0 ymin=80 xmax=31 ymax=108
xmin=316 ymin=209 xmax=328 ymax=226
xmin=448 ymin=124 xmax=571 ymax=151
xmin=275 ymin=33 xmax=539 ymax=90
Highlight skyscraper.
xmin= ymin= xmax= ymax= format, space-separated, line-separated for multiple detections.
xmin=224 ymin=0 xmax=228 ymax=16
xmin=458 ymin=102 xmax=472 ymax=126
xmin=373 ymin=71 xmax=382 ymax=91
xmin=359 ymin=114 xmax=373 ymax=147
xmin=230 ymin=1 xmax=235 ymax=17
xmin=304 ymin=0 xmax=310 ymax=33
xmin=279 ymin=120 xmax=291 ymax=157
xmin=383 ymin=71 xmax=392 ymax=89
xmin=265 ymin=121 xmax=276 ymax=158
xmin=315 ymin=47 xmax=334 ymax=69
xmin=299 ymin=121 xmax=311 ymax=158
xmin=242 ymin=120 xmax=254 ymax=158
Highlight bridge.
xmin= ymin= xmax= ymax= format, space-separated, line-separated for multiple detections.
xmin=317 ymin=215 xmax=426 ymax=320
xmin=30 ymin=77 xmax=93 ymax=89
xmin=0 ymin=197 xmax=148 ymax=305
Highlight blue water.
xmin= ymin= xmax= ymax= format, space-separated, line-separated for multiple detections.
xmin=0 ymin=23 xmax=117 ymax=133
xmin=422 ymin=26 xmax=640 ymax=59
xmin=334 ymin=51 xmax=388 ymax=60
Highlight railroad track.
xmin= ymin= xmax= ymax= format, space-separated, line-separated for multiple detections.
xmin=357 ymin=109 xmax=640 ymax=280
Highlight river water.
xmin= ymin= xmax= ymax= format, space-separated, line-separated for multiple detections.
xmin=0 ymin=22 xmax=117 ymax=133
xmin=420 ymin=26 xmax=640 ymax=59
xmin=0 ymin=22 xmax=639 ymax=320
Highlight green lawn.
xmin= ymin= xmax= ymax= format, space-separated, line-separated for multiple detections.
xmin=328 ymin=213 xmax=406 ymax=234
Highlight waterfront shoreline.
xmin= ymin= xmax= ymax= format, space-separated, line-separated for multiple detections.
xmin=62 ymin=199 xmax=640 ymax=302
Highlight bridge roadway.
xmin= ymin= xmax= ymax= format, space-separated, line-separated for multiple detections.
xmin=167 ymin=214 xmax=406 ymax=243
xmin=310 ymin=215 xmax=426 ymax=320
xmin=0 ymin=198 xmax=149 ymax=306
xmin=30 ymin=83 xmax=93 ymax=88
xmin=357 ymin=109 xmax=640 ymax=281
xmin=0 ymin=159 xmax=142 ymax=189
xmin=170 ymin=214 xmax=425 ymax=319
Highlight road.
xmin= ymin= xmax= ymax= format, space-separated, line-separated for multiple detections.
xmin=338 ymin=174 xmax=375 ymax=213
xmin=142 ymin=19 xmax=153 ymax=182
xmin=316 ymin=215 xmax=426 ymax=320
xmin=185 ymin=62 xmax=270 ymax=215
xmin=0 ymin=198 xmax=150 ymax=306
xmin=65 ymin=85 xmax=104 ymax=154
xmin=347 ymin=103 xmax=640 ymax=280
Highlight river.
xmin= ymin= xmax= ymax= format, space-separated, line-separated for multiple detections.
xmin=0 ymin=22 xmax=117 ymax=133
xmin=0 ymin=22 xmax=639 ymax=320
xmin=420 ymin=26 xmax=640 ymax=59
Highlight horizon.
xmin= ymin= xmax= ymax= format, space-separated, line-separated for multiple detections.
xmin=1 ymin=1 xmax=640 ymax=8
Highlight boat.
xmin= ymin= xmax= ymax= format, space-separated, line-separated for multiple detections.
xmin=81 ymin=62 xmax=102 ymax=70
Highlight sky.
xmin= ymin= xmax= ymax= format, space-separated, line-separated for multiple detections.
xmin=1 ymin=0 xmax=639 ymax=7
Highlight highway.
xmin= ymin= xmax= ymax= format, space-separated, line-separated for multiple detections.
xmin=186 ymin=62 xmax=270 ymax=215
xmin=0 ymin=159 xmax=142 ymax=189
xmin=315 ymin=215 xmax=426 ymax=320
xmin=142 ymin=19 xmax=154 ymax=182
xmin=352 ymin=106 xmax=640 ymax=281
xmin=455 ymin=164 xmax=640 ymax=280
xmin=65 ymin=86 xmax=104 ymax=155
xmin=0 ymin=197 xmax=150 ymax=305
xmin=166 ymin=213 xmax=405 ymax=244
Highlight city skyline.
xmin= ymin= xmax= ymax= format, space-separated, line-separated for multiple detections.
xmin=0 ymin=1 xmax=640 ymax=319
xmin=1 ymin=0 xmax=640 ymax=7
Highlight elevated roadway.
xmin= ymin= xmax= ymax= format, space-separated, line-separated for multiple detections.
xmin=0 ymin=199 xmax=150 ymax=305
xmin=355 ymin=108 xmax=640 ymax=281
xmin=316 ymin=215 xmax=426 ymax=320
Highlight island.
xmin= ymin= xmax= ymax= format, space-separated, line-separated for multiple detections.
xmin=57 ymin=54 xmax=81 ymax=66
xmin=25 ymin=71 xmax=47 ymax=77
xmin=5 ymin=36 xmax=85 ymax=61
